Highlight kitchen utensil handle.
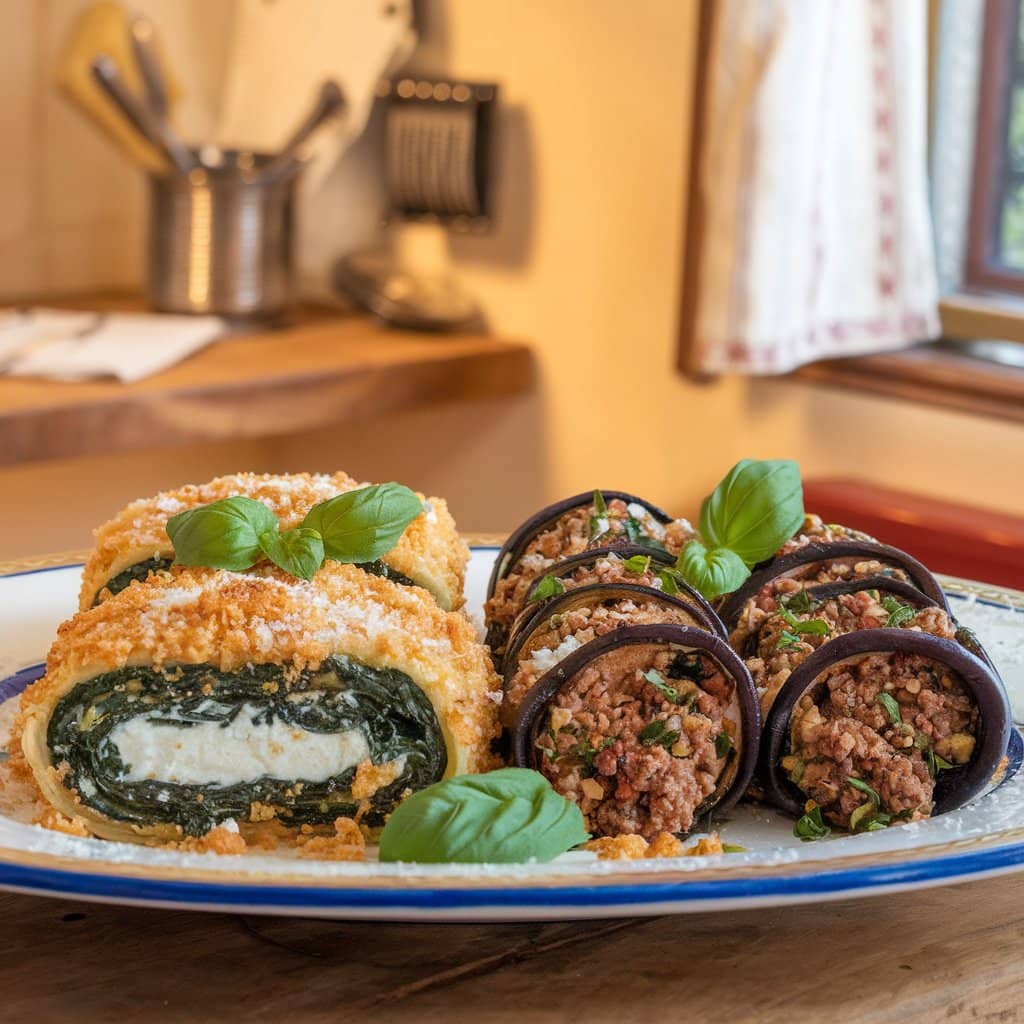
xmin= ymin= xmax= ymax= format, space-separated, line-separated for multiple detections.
xmin=129 ymin=17 xmax=168 ymax=118
xmin=90 ymin=56 xmax=196 ymax=177
xmin=259 ymin=79 xmax=346 ymax=181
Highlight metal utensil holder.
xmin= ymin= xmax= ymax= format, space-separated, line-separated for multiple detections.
xmin=146 ymin=152 xmax=298 ymax=318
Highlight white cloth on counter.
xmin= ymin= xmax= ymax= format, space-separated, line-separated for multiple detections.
xmin=0 ymin=309 xmax=226 ymax=382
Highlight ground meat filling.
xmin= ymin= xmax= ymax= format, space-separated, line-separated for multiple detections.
xmin=485 ymin=500 xmax=695 ymax=649
xmin=533 ymin=644 xmax=737 ymax=839
xmin=787 ymin=653 xmax=979 ymax=830
xmin=733 ymin=580 xmax=956 ymax=715
xmin=774 ymin=514 xmax=875 ymax=557
xmin=505 ymin=595 xmax=704 ymax=724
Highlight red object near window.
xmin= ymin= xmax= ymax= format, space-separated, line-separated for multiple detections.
xmin=802 ymin=479 xmax=1024 ymax=590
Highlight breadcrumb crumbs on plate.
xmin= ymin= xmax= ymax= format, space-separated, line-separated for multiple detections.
xmin=170 ymin=825 xmax=248 ymax=856
xmin=585 ymin=831 xmax=726 ymax=861
xmin=296 ymin=817 xmax=366 ymax=862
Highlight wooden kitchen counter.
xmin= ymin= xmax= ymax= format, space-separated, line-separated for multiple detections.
xmin=1 ymin=874 xmax=1021 ymax=1022
xmin=0 ymin=304 xmax=534 ymax=466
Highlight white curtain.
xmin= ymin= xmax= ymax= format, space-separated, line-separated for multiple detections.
xmin=689 ymin=0 xmax=941 ymax=375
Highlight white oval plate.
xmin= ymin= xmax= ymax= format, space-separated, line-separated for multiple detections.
xmin=0 ymin=547 xmax=1022 ymax=922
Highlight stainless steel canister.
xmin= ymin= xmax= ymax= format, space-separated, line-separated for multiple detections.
xmin=146 ymin=151 xmax=298 ymax=317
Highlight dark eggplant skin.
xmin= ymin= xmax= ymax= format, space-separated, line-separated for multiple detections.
xmin=502 ymin=582 xmax=727 ymax=718
xmin=485 ymin=490 xmax=675 ymax=601
xmin=760 ymin=628 xmax=1011 ymax=820
xmin=512 ymin=624 xmax=762 ymax=822
xmin=717 ymin=540 xmax=950 ymax=630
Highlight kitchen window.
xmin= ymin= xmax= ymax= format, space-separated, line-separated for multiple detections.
xmin=791 ymin=0 xmax=1024 ymax=422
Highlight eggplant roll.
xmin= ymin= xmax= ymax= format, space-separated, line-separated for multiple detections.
xmin=502 ymin=582 xmax=723 ymax=727
xmin=513 ymin=625 xmax=759 ymax=839
xmin=717 ymin=540 xmax=949 ymax=628
xmin=729 ymin=576 xmax=969 ymax=717
xmin=774 ymin=514 xmax=876 ymax=557
xmin=78 ymin=472 xmax=469 ymax=612
xmin=761 ymin=629 xmax=1011 ymax=831
xmin=485 ymin=491 xmax=696 ymax=658
xmin=14 ymin=563 xmax=500 ymax=844
xmin=513 ymin=545 xmax=726 ymax=644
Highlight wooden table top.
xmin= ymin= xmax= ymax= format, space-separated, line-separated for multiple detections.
xmin=0 ymin=299 xmax=533 ymax=466
xmin=2 ymin=873 xmax=1022 ymax=1022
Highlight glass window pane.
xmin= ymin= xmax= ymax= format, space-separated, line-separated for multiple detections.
xmin=1009 ymin=84 xmax=1024 ymax=173
xmin=998 ymin=180 xmax=1024 ymax=269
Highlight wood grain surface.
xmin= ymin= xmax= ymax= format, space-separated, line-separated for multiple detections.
xmin=1 ymin=874 xmax=1023 ymax=1023
xmin=0 ymin=304 xmax=533 ymax=466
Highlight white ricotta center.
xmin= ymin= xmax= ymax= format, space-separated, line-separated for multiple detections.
xmin=109 ymin=704 xmax=370 ymax=786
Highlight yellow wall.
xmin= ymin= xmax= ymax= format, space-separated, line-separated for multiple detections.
xmin=2 ymin=0 xmax=1022 ymax=560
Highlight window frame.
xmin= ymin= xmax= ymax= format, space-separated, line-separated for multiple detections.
xmin=964 ymin=0 xmax=1024 ymax=295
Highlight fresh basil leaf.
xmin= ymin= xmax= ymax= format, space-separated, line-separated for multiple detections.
xmin=793 ymin=804 xmax=830 ymax=841
xmin=166 ymin=496 xmax=278 ymax=571
xmin=698 ymin=459 xmax=805 ymax=567
xmin=529 ymin=574 xmax=566 ymax=603
xmin=722 ymin=843 xmax=747 ymax=853
xmin=301 ymin=483 xmax=423 ymax=564
xmin=846 ymin=776 xmax=880 ymax=805
xmin=677 ymin=540 xmax=750 ymax=600
xmin=934 ymin=752 xmax=954 ymax=771
xmin=657 ymin=569 xmax=680 ymax=595
xmin=592 ymin=489 xmax=608 ymax=516
xmin=881 ymin=595 xmax=916 ymax=628
xmin=258 ymin=527 xmax=324 ymax=581
xmin=877 ymin=692 xmax=902 ymax=726
xmin=377 ymin=768 xmax=590 ymax=864
xmin=621 ymin=554 xmax=652 ymax=575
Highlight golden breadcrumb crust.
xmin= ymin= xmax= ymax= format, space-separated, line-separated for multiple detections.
xmin=78 ymin=471 xmax=469 ymax=611
xmin=16 ymin=562 xmax=501 ymax=845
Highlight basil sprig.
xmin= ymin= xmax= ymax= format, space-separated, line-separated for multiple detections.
xmin=677 ymin=459 xmax=805 ymax=600
xmin=166 ymin=482 xmax=423 ymax=582
xmin=378 ymin=768 xmax=590 ymax=864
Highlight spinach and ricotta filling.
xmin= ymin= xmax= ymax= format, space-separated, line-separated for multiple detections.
xmin=47 ymin=656 xmax=447 ymax=836
xmin=96 ymin=557 xmax=417 ymax=607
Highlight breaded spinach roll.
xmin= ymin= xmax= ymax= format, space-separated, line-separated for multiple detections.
xmin=761 ymin=630 xmax=1011 ymax=833
xmin=513 ymin=625 xmax=759 ymax=839
xmin=485 ymin=491 xmax=697 ymax=659
xmin=13 ymin=563 xmax=500 ymax=844
xmin=79 ymin=472 xmax=469 ymax=611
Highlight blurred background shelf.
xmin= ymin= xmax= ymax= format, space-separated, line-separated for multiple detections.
xmin=0 ymin=297 xmax=534 ymax=466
